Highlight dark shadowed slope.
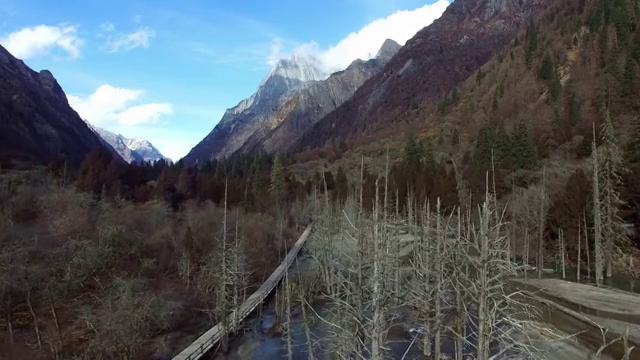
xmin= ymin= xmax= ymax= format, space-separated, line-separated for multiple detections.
xmin=0 ymin=44 xmax=121 ymax=167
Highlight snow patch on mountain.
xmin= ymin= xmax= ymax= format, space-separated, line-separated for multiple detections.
xmin=222 ymin=53 xmax=328 ymax=123
xmin=124 ymin=137 xmax=168 ymax=163
xmin=259 ymin=53 xmax=329 ymax=87
xmin=84 ymin=122 xmax=168 ymax=163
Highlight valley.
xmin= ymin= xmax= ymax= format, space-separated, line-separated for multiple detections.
xmin=1 ymin=0 xmax=640 ymax=358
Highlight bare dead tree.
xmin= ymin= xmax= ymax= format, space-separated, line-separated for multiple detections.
xmin=463 ymin=176 xmax=546 ymax=360
xmin=598 ymin=110 xmax=629 ymax=279
xmin=0 ymin=248 xmax=15 ymax=345
xmin=450 ymin=206 xmax=468 ymax=360
xmin=371 ymin=177 xmax=385 ymax=360
xmin=559 ymin=228 xmax=566 ymax=279
xmin=592 ymin=123 xmax=604 ymax=286
xmin=283 ymin=265 xmax=293 ymax=360
xmin=538 ymin=166 xmax=546 ymax=279
xmin=24 ymin=268 xmax=42 ymax=348
xmin=509 ymin=173 xmax=516 ymax=264
xmin=79 ymin=277 xmax=171 ymax=359
xmin=584 ymin=211 xmax=591 ymax=280
xmin=217 ymin=178 xmax=230 ymax=352
xmin=414 ymin=199 xmax=434 ymax=358
xmin=512 ymin=182 xmax=547 ymax=278
xmin=577 ymin=222 xmax=582 ymax=281
xmin=433 ymin=198 xmax=444 ymax=360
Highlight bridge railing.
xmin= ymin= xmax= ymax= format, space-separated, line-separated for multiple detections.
xmin=172 ymin=224 xmax=313 ymax=360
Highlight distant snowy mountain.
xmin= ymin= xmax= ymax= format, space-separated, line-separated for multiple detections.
xmin=86 ymin=124 xmax=168 ymax=163
xmin=124 ymin=137 xmax=168 ymax=163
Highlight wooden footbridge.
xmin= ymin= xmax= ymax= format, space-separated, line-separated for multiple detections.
xmin=171 ymin=224 xmax=313 ymax=360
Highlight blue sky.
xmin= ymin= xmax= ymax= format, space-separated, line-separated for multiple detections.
xmin=0 ymin=0 xmax=449 ymax=160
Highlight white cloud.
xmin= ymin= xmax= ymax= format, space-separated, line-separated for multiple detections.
xmin=103 ymin=26 xmax=155 ymax=53
xmin=117 ymin=103 xmax=173 ymax=125
xmin=0 ymin=24 xmax=83 ymax=59
xmin=68 ymin=84 xmax=172 ymax=127
xmin=267 ymin=37 xmax=286 ymax=66
xmin=99 ymin=22 xmax=116 ymax=33
xmin=274 ymin=0 xmax=450 ymax=73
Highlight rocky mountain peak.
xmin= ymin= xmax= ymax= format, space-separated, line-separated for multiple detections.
xmin=259 ymin=53 xmax=328 ymax=88
xmin=375 ymin=39 xmax=402 ymax=63
xmin=89 ymin=125 xmax=167 ymax=163
xmin=221 ymin=53 xmax=329 ymax=122
xmin=184 ymin=41 xmax=397 ymax=163
xmin=38 ymin=69 xmax=67 ymax=100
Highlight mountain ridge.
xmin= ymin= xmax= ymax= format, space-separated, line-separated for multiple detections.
xmin=88 ymin=124 xmax=168 ymax=164
xmin=295 ymin=0 xmax=552 ymax=151
xmin=184 ymin=39 xmax=401 ymax=164
xmin=0 ymin=44 xmax=123 ymax=167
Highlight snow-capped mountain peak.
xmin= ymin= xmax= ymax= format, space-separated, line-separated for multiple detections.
xmin=259 ymin=53 xmax=328 ymax=88
xmin=124 ymin=137 xmax=167 ymax=163
xmin=222 ymin=53 xmax=329 ymax=122
xmin=86 ymin=124 xmax=168 ymax=164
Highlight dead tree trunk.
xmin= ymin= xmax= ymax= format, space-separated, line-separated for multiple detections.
xmin=592 ymin=124 xmax=604 ymax=286
xmin=25 ymin=277 xmax=42 ymax=348
xmin=584 ymin=212 xmax=591 ymax=279
xmin=371 ymin=178 xmax=384 ymax=360
xmin=5 ymin=295 xmax=14 ymax=344
xmin=434 ymin=198 xmax=443 ymax=360
xmin=538 ymin=166 xmax=546 ymax=279
xmin=524 ymin=230 xmax=529 ymax=281
xmin=560 ymin=228 xmax=566 ymax=279
xmin=577 ymin=223 xmax=582 ymax=281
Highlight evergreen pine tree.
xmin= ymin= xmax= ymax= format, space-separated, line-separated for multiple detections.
xmin=550 ymin=74 xmax=562 ymax=102
xmin=511 ymin=122 xmax=537 ymax=170
xmin=624 ymin=118 xmax=640 ymax=169
xmin=611 ymin=0 xmax=631 ymax=42
xmin=606 ymin=43 xmax=623 ymax=80
xmin=424 ymin=140 xmax=436 ymax=172
xmin=622 ymin=55 xmax=637 ymax=96
xmin=568 ymin=89 xmax=581 ymax=126
xmin=403 ymin=137 xmax=425 ymax=174
xmin=270 ymin=155 xmax=286 ymax=206
xmin=452 ymin=87 xmax=461 ymax=104
xmin=215 ymin=160 xmax=228 ymax=180
xmin=451 ymin=128 xmax=460 ymax=146
xmin=526 ymin=19 xmax=538 ymax=65
xmin=474 ymin=122 xmax=495 ymax=170
xmin=495 ymin=121 xmax=513 ymax=168
xmin=177 ymin=166 xmax=197 ymax=198
xmin=538 ymin=54 xmax=555 ymax=81
xmin=599 ymin=26 xmax=609 ymax=69
xmin=633 ymin=36 xmax=640 ymax=63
